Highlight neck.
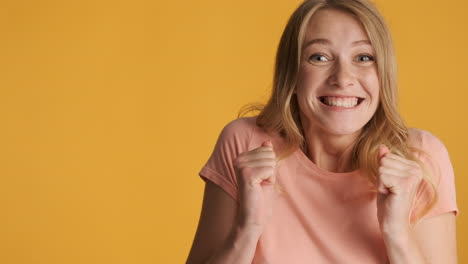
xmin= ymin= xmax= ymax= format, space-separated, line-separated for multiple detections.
xmin=300 ymin=117 xmax=360 ymax=173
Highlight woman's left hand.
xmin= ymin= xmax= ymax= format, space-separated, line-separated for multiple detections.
xmin=376 ymin=144 xmax=423 ymax=235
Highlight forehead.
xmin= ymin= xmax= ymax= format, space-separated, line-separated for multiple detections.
xmin=303 ymin=8 xmax=370 ymax=44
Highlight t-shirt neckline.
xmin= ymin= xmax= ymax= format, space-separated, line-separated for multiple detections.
xmin=294 ymin=147 xmax=361 ymax=178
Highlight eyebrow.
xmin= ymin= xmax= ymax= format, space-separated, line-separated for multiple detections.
xmin=304 ymin=38 xmax=371 ymax=48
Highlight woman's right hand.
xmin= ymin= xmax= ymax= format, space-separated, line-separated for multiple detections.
xmin=233 ymin=140 xmax=278 ymax=233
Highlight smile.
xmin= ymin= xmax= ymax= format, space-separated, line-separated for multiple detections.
xmin=318 ymin=96 xmax=365 ymax=109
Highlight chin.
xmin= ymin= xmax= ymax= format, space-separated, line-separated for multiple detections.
xmin=323 ymin=124 xmax=364 ymax=137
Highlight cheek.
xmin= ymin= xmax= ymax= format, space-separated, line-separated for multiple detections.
xmin=297 ymin=67 xmax=326 ymax=92
xmin=361 ymin=70 xmax=380 ymax=97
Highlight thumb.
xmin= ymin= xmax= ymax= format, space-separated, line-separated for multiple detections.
xmin=261 ymin=139 xmax=276 ymax=185
xmin=262 ymin=139 xmax=273 ymax=148
xmin=377 ymin=144 xmax=390 ymax=195
xmin=378 ymin=144 xmax=389 ymax=162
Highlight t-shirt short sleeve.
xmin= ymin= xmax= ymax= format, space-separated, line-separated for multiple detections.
xmin=409 ymin=129 xmax=459 ymax=226
xmin=198 ymin=117 xmax=254 ymax=201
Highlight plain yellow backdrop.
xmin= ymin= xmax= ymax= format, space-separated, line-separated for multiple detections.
xmin=0 ymin=0 xmax=466 ymax=263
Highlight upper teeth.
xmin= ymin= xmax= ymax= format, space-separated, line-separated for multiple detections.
xmin=323 ymin=96 xmax=359 ymax=108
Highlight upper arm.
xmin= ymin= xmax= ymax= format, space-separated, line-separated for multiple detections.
xmin=413 ymin=212 xmax=458 ymax=264
xmin=409 ymin=130 xmax=458 ymax=263
xmin=186 ymin=179 xmax=239 ymax=264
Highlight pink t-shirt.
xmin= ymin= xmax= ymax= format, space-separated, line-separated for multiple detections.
xmin=198 ymin=116 xmax=459 ymax=263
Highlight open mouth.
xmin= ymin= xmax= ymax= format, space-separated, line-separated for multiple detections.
xmin=318 ymin=96 xmax=365 ymax=108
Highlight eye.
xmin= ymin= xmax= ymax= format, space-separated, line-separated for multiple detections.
xmin=308 ymin=54 xmax=329 ymax=62
xmin=357 ymin=54 xmax=374 ymax=62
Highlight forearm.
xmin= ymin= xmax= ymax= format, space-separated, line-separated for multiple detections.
xmin=205 ymin=225 xmax=261 ymax=264
xmin=383 ymin=228 xmax=428 ymax=264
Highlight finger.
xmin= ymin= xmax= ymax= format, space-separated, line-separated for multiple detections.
xmin=378 ymin=144 xmax=390 ymax=164
xmin=384 ymin=153 xmax=417 ymax=166
xmin=252 ymin=140 xmax=274 ymax=152
xmin=236 ymin=152 xmax=276 ymax=163
xmin=380 ymin=156 xmax=413 ymax=171
xmin=376 ymin=180 xmax=389 ymax=194
xmin=243 ymin=149 xmax=276 ymax=162
xmin=241 ymin=163 xmax=277 ymax=185
xmin=242 ymin=159 xmax=277 ymax=169
xmin=262 ymin=139 xmax=273 ymax=148
xmin=378 ymin=166 xmax=406 ymax=178
xmin=251 ymin=147 xmax=275 ymax=153
xmin=377 ymin=172 xmax=401 ymax=194
xmin=378 ymin=172 xmax=407 ymax=195
xmin=249 ymin=151 xmax=277 ymax=160
xmin=238 ymin=147 xmax=274 ymax=159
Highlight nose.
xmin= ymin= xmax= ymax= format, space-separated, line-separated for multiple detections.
xmin=328 ymin=59 xmax=355 ymax=88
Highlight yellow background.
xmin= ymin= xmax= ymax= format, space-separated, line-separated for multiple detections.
xmin=1 ymin=0 xmax=466 ymax=263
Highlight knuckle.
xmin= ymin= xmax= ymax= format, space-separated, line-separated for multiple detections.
xmin=379 ymin=173 xmax=388 ymax=181
xmin=378 ymin=166 xmax=385 ymax=174
xmin=235 ymin=156 xmax=278 ymax=179
xmin=381 ymin=159 xmax=390 ymax=166
xmin=233 ymin=157 xmax=242 ymax=168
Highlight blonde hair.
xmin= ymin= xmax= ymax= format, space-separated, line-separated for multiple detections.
xmin=238 ymin=0 xmax=437 ymax=225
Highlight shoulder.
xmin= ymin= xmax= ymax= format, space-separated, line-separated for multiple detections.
xmin=408 ymin=128 xmax=453 ymax=182
xmin=408 ymin=128 xmax=447 ymax=153
xmin=218 ymin=116 xmax=258 ymax=141
xmin=221 ymin=116 xmax=258 ymax=134
xmin=217 ymin=115 xmax=277 ymax=152
xmin=214 ymin=116 xmax=261 ymax=150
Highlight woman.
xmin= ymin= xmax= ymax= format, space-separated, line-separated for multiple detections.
xmin=187 ymin=0 xmax=459 ymax=263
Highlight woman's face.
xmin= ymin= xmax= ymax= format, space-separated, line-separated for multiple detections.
xmin=296 ymin=8 xmax=380 ymax=137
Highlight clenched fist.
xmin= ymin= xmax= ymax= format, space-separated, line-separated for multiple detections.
xmin=234 ymin=140 xmax=278 ymax=232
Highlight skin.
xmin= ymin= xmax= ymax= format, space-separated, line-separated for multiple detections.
xmin=296 ymin=8 xmax=379 ymax=173
xmin=187 ymin=7 xmax=457 ymax=264
xmin=294 ymin=8 xmax=457 ymax=263
xmin=295 ymin=6 xmax=424 ymax=233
